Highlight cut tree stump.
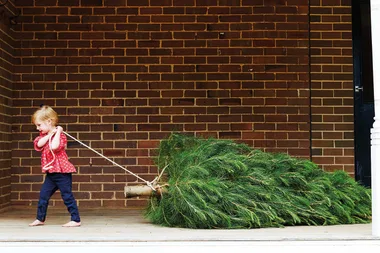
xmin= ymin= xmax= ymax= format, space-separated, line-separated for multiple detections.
xmin=124 ymin=184 xmax=166 ymax=198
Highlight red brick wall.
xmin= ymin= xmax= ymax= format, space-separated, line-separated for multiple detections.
xmin=310 ymin=0 xmax=355 ymax=175
xmin=0 ymin=0 xmax=17 ymax=211
xmin=12 ymin=0 xmax=310 ymax=208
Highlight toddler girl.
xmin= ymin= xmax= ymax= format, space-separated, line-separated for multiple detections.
xmin=29 ymin=105 xmax=81 ymax=227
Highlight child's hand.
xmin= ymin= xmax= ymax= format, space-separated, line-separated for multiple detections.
xmin=56 ymin=126 xmax=63 ymax=133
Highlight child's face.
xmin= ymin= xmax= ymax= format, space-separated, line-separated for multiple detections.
xmin=35 ymin=119 xmax=54 ymax=134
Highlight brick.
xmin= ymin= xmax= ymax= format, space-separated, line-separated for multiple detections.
xmin=140 ymin=8 xmax=163 ymax=14
xmin=5 ymin=0 xmax=355 ymax=210
xmin=127 ymin=0 xmax=149 ymax=5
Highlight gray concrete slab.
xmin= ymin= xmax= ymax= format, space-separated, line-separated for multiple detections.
xmin=1 ymin=241 xmax=380 ymax=253
xmin=0 ymin=208 xmax=379 ymax=243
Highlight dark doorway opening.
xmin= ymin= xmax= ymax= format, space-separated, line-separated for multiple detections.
xmin=352 ymin=0 xmax=374 ymax=187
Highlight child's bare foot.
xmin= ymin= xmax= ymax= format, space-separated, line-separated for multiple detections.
xmin=29 ymin=219 xmax=44 ymax=226
xmin=62 ymin=221 xmax=81 ymax=227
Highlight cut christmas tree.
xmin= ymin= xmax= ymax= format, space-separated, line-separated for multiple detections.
xmin=125 ymin=133 xmax=371 ymax=229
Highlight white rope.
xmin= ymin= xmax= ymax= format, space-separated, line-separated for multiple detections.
xmin=156 ymin=164 xmax=169 ymax=182
xmin=63 ymin=131 xmax=156 ymax=191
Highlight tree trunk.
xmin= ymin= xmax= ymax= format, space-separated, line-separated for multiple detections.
xmin=124 ymin=184 xmax=167 ymax=198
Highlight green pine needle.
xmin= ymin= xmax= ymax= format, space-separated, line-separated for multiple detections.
xmin=145 ymin=133 xmax=372 ymax=229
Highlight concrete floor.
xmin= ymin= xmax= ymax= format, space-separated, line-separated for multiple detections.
xmin=1 ymin=208 xmax=380 ymax=252
xmin=0 ymin=207 xmax=378 ymax=242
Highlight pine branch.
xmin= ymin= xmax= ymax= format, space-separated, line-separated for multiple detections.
xmin=145 ymin=133 xmax=372 ymax=229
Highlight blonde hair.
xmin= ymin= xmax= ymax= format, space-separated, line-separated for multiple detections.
xmin=32 ymin=105 xmax=59 ymax=126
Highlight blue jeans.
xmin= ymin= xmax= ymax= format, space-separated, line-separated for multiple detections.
xmin=36 ymin=173 xmax=80 ymax=222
